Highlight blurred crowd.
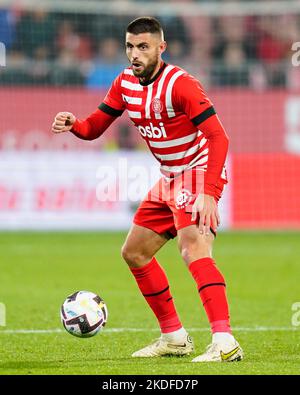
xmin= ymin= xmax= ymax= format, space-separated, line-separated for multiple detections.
xmin=0 ymin=4 xmax=299 ymax=89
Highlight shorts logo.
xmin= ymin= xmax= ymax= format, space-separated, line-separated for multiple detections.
xmin=151 ymin=98 xmax=163 ymax=114
xmin=175 ymin=189 xmax=193 ymax=210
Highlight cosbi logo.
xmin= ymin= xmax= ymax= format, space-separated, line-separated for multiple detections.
xmin=138 ymin=122 xmax=167 ymax=139
xmin=175 ymin=189 xmax=193 ymax=210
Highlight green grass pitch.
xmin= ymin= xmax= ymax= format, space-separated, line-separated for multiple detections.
xmin=0 ymin=231 xmax=299 ymax=375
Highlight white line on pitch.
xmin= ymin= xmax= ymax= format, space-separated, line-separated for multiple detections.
xmin=0 ymin=326 xmax=298 ymax=334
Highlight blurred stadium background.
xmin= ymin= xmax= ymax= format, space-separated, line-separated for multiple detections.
xmin=0 ymin=0 xmax=300 ymax=230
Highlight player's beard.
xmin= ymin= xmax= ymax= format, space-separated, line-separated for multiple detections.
xmin=132 ymin=54 xmax=160 ymax=82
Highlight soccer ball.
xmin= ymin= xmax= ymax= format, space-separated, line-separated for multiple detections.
xmin=60 ymin=290 xmax=108 ymax=338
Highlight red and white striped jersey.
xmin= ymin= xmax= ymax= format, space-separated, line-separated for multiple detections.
xmin=101 ymin=63 xmax=226 ymax=181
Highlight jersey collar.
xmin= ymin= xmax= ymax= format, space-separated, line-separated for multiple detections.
xmin=139 ymin=62 xmax=167 ymax=86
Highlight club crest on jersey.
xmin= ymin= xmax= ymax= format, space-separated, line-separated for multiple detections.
xmin=138 ymin=122 xmax=167 ymax=139
xmin=175 ymin=189 xmax=193 ymax=210
xmin=151 ymin=98 xmax=163 ymax=114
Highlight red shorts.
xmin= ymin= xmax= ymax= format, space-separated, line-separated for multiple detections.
xmin=133 ymin=168 xmax=226 ymax=238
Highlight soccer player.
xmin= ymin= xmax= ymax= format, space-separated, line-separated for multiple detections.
xmin=52 ymin=17 xmax=243 ymax=362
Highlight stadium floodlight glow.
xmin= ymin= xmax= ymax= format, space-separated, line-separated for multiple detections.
xmin=0 ymin=42 xmax=6 ymax=67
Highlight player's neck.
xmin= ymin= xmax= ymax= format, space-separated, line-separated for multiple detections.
xmin=139 ymin=61 xmax=166 ymax=86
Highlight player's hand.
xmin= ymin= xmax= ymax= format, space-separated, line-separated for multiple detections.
xmin=191 ymin=193 xmax=220 ymax=235
xmin=52 ymin=112 xmax=76 ymax=133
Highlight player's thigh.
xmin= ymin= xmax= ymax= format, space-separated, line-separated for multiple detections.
xmin=177 ymin=224 xmax=215 ymax=265
xmin=121 ymin=224 xmax=169 ymax=267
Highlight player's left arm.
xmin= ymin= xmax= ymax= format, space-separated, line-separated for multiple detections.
xmin=174 ymin=74 xmax=229 ymax=235
xmin=191 ymin=114 xmax=229 ymax=235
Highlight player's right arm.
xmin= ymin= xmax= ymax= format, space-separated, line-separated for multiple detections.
xmin=51 ymin=108 xmax=120 ymax=140
xmin=51 ymin=73 xmax=125 ymax=140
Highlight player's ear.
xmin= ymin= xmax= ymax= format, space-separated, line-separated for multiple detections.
xmin=160 ymin=41 xmax=167 ymax=55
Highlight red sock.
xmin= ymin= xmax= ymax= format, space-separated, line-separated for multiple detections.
xmin=130 ymin=258 xmax=182 ymax=333
xmin=188 ymin=257 xmax=231 ymax=334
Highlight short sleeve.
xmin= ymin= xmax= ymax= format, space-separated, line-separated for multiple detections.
xmin=174 ymin=74 xmax=216 ymax=126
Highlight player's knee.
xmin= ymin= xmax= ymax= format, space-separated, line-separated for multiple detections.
xmin=179 ymin=235 xmax=212 ymax=265
xmin=120 ymin=243 xmax=133 ymax=264
xmin=121 ymin=243 xmax=151 ymax=268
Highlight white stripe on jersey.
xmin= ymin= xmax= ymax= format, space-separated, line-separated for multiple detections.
xmin=122 ymin=94 xmax=142 ymax=105
xmin=161 ymin=162 xmax=208 ymax=175
xmin=154 ymin=65 xmax=175 ymax=120
xmin=194 ymin=155 xmax=208 ymax=165
xmin=121 ymin=79 xmax=143 ymax=91
xmin=145 ymin=83 xmax=153 ymax=119
xmin=188 ymin=148 xmax=209 ymax=166
xmin=199 ymin=136 xmax=207 ymax=148
xmin=166 ymin=70 xmax=185 ymax=118
xmin=154 ymin=142 xmax=203 ymax=161
xmin=160 ymin=149 xmax=209 ymax=174
xmin=191 ymin=163 xmax=207 ymax=170
xmin=160 ymin=164 xmax=188 ymax=173
xmin=190 ymin=161 xmax=208 ymax=169
xmin=127 ymin=110 xmax=142 ymax=118
xmin=148 ymin=131 xmax=198 ymax=148
xmin=123 ymin=69 xmax=134 ymax=75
